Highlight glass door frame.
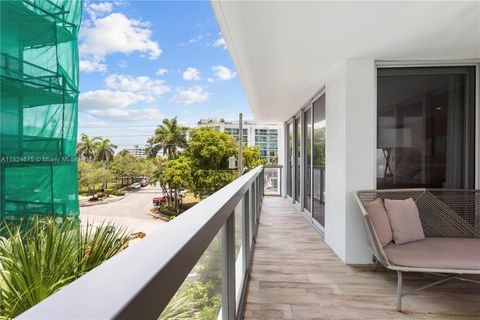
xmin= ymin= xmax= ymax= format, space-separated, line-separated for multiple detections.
xmin=285 ymin=120 xmax=294 ymax=199
xmin=293 ymin=115 xmax=301 ymax=207
xmin=295 ymin=89 xmax=326 ymax=232
xmin=310 ymin=90 xmax=326 ymax=231
xmin=303 ymin=104 xmax=313 ymax=216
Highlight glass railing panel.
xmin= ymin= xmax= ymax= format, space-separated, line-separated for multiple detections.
xmin=234 ymin=200 xmax=245 ymax=307
xmin=158 ymin=231 xmax=222 ymax=320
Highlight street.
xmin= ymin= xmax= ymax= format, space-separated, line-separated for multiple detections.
xmin=80 ymin=184 xmax=165 ymax=234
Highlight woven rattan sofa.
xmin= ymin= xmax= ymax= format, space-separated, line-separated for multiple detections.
xmin=355 ymin=189 xmax=480 ymax=311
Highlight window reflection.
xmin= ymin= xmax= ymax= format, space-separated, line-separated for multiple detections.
xmin=313 ymin=94 xmax=326 ymax=226
xmin=304 ymin=108 xmax=312 ymax=212
xmin=377 ymin=67 xmax=475 ymax=189
xmin=295 ymin=117 xmax=301 ymax=202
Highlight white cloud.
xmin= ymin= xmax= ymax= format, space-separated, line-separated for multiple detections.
xmin=212 ymin=37 xmax=226 ymax=49
xmin=79 ymin=89 xmax=163 ymax=121
xmin=182 ymin=67 xmax=201 ymax=81
xmin=180 ymin=33 xmax=211 ymax=46
xmin=171 ymin=86 xmax=209 ymax=105
xmin=80 ymin=58 xmax=107 ymax=72
xmin=156 ymin=68 xmax=168 ymax=76
xmin=207 ymin=78 xmax=214 ymax=83
xmin=212 ymin=65 xmax=236 ymax=80
xmin=79 ymin=12 xmax=161 ymax=72
xmin=79 ymin=89 xmax=153 ymax=111
xmin=87 ymin=107 xmax=164 ymax=121
xmin=105 ymin=74 xmax=170 ymax=96
xmin=118 ymin=60 xmax=127 ymax=68
xmin=85 ymin=2 xmax=113 ymax=20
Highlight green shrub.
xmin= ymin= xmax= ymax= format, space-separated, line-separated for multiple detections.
xmin=0 ymin=218 xmax=129 ymax=318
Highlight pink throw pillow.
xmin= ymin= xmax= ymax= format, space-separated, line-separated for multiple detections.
xmin=365 ymin=198 xmax=393 ymax=247
xmin=384 ymin=198 xmax=425 ymax=245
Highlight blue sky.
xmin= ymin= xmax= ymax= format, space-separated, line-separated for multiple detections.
xmin=78 ymin=1 xmax=252 ymax=148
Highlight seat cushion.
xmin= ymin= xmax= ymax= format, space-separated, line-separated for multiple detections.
xmin=365 ymin=198 xmax=393 ymax=247
xmin=384 ymin=198 xmax=425 ymax=244
xmin=384 ymin=238 xmax=480 ymax=270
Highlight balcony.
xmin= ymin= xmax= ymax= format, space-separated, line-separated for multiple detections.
xmin=0 ymin=0 xmax=77 ymax=48
xmin=244 ymin=197 xmax=479 ymax=319
xmin=0 ymin=53 xmax=77 ymax=107
xmin=14 ymin=165 xmax=479 ymax=319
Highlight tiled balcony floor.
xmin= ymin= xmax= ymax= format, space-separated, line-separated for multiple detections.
xmin=244 ymin=197 xmax=480 ymax=320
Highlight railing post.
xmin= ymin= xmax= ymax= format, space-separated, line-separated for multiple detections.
xmin=242 ymin=190 xmax=250 ymax=272
xmin=256 ymin=176 xmax=260 ymax=216
xmin=222 ymin=213 xmax=236 ymax=320
xmin=249 ymin=185 xmax=256 ymax=242
xmin=253 ymin=178 xmax=258 ymax=225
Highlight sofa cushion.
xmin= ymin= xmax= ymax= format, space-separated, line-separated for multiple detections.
xmin=384 ymin=198 xmax=425 ymax=244
xmin=365 ymin=198 xmax=393 ymax=247
xmin=384 ymin=238 xmax=480 ymax=270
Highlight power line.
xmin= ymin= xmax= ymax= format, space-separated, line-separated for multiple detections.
xmin=79 ymin=124 xmax=199 ymax=129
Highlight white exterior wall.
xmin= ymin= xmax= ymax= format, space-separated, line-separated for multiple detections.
xmin=324 ymin=62 xmax=348 ymax=261
xmin=325 ymin=59 xmax=376 ymax=264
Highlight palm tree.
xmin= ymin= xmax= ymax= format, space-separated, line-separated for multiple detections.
xmin=150 ymin=117 xmax=187 ymax=160
xmin=76 ymin=133 xmax=100 ymax=162
xmin=96 ymin=138 xmax=117 ymax=189
xmin=150 ymin=118 xmax=188 ymax=206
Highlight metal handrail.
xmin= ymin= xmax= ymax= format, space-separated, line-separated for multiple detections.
xmin=17 ymin=166 xmax=265 ymax=320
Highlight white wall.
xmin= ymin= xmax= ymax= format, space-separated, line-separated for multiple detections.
xmin=324 ymin=62 xmax=348 ymax=261
xmin=324 ymin=59 xmax=376 ymax=264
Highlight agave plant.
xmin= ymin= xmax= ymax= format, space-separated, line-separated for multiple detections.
xmin=0 ymin=218 xmax=130 ymax=319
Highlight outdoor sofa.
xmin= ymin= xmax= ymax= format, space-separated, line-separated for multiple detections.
xmin=354 ymin=189 xmax=480 ymax=311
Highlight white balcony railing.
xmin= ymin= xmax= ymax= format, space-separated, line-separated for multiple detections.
xmin=17 ymin=166 xmax=265 ymax=320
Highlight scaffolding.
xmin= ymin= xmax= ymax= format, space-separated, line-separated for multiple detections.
xmin=0 ymin=0 xmax=82 ymax=219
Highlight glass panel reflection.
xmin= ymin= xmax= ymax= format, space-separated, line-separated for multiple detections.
xmin=159 ymin=232 xmax=222 ymax=320
xmin=313 ymin=94 xmax=326 ymax=226
xmin=377 ymin=67 xmax=475 ymax=189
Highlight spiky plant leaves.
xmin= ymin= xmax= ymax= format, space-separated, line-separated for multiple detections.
xmin=0 ymin=218 xmax=129 ymax=319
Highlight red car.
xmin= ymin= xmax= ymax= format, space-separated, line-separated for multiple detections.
xmin=152 ymin=193 xmax=183 ymax=205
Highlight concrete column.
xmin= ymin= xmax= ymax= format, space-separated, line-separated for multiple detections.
xmin=324 ymin=59 xmax=376 ymax=264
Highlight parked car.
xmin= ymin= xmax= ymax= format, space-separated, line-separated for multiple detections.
xmin=131 ymin=182 xmax=141 ymax=189
xmin=153 ymin=193 xmax=183 ymax=206
xmin=140 ymin=180 xmax=148 ymax=187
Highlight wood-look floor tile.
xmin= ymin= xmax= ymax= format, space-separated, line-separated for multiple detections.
xmin=242 ymin=197 xmax=480 ymax=320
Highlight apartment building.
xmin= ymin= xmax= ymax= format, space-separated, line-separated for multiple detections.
xmin=197 ymin=118 xmax=279 ymax=163
xmin=123 ymin=145 xmax=147 ymax=158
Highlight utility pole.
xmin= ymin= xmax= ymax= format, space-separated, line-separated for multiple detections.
xmin=238 ymin=113 xmax=243 ymax=177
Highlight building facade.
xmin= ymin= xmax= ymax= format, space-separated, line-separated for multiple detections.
xmin=197 ymin=118 xmax=279 ymax=163
xmin=123 ymin=145 xmax=147 ymax=158
xmin=0 ymin=0 xmax=82 ymax=219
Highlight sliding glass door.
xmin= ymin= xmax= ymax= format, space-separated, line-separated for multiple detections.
xmin=303 ymin=107 xmax=312 ymax=212
xmin=287 ymin=122 xmax=293 ymax=197
xmin=294 ymin=117 xmax=301 ymax=203
xmin=313 ymin=94 xmax=326 ymax=226
xmin=377 ymin=67 xmax=476 ymax=189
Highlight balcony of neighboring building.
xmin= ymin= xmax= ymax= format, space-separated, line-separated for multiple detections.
xmin=0 ymin=0 xmax=78 ymax=49
xmin=0 ymin=53 xmax=77 ymax=107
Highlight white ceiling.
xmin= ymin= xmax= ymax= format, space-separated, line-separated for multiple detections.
xmin=212 ymin=1 xmax=480 ymax=121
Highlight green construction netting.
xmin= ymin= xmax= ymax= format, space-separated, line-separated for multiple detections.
xmin=0 ymin=0 xmax=82 ymax=220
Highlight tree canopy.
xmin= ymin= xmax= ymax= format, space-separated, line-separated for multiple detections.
xmin=149 ymin=122 xmax=266 ymax=200
xmin=148 ymin=117 xmax=187 ymax=159
xmin=184 ymin=127 xmax=238 ymax=197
